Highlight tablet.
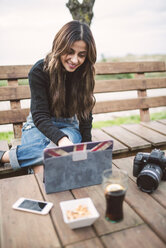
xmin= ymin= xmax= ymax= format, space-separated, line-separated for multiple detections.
xmin=43 ymin=140 xmax=113 ymax=193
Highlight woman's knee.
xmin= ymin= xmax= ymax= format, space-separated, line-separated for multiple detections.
xmin=21 ymin=124 xmax=49 ymax=145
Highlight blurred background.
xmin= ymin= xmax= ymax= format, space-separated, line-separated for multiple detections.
xmin=0 ymin=0 xmax=166 ymax=135
xmin=0 ymin=0 xmax=166 ymax=65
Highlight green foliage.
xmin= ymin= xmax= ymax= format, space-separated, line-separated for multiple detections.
xmin=18 ymin=79 xmax=28 ymax=85
xmin=151 ymin=111 xmax=166 ymax=120
xmin=95 ymin=73 xmax=133 ymax=80
xmin=0 ymin=80 xmax=7 ymax=86
xmin=0 ymin=79 xmax=28 ymax=87
xmin=93 ymin=115 xmax=140 ymax=128
xmin=93 ymin=111 xmax=166 ymax=129
xmin=0 ymin=132 xmax=14 ymax=143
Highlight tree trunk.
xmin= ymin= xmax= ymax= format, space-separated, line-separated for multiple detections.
xmin=66 ymin=0 xmax=95 ymax=26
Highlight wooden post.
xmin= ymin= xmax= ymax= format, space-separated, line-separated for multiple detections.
xmin=7 ymin=79 xmax=23 ymax=138
xmin=135 ymin=73 xmax=150 ymax=122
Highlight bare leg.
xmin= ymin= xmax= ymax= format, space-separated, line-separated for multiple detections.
xmin=1 ymin=151 xmax=10 ymax=163
xmin=33 ymin=165 xmax=43 ymax=174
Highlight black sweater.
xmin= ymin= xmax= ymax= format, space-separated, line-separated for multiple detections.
xmin=28 ymin=59 xmax=93 ymax=145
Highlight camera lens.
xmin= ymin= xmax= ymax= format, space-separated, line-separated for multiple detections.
xmin=136 ymin=164 xmax=163 ymax=193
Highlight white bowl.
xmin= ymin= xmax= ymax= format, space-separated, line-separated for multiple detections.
xmin=60 ymin=197 xmax=100 ymax=229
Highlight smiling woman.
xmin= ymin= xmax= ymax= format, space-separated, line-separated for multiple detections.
xmin=60 ymin=40 xmax=87 ymax=72
xmin=0 ymin=20 xmax=97 ymax=170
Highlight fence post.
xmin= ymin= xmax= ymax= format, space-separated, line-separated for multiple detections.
xmin=8 ymin=79 xmax=23 ymax=138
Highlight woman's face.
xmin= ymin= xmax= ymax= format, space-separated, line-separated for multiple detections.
xmin=60 ymin=40 xmax=87 ymax=72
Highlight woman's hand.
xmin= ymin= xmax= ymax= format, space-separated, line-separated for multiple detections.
xmin=58 ymin=137 xmax=73 ymax=147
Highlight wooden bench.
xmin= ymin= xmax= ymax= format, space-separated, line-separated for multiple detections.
xmin=0 ymin=61 xmax=166 ymax=177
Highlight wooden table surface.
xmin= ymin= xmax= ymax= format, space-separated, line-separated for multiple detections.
xmin=92 ymin=119 xmax=166 ymax=158
xmin=1 ymin=153 xmax=166 ymax=248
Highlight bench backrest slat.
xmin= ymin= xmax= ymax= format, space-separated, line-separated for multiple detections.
xmin=0 ymin=109 xmax=30 ymax=125
xmin=93 ymin=96 xmax=166 ymax=114
xmin=0 ymin=65 xmax=32 ymax=80
xmin=94 ymin=77 xmax=166 ymax=93
xmin=95 ymin=61 xmax=166 ymax=74
xmin=0 ymin=77 xmax=166 ymax=101
xmin=0 ymin=85 xmax=30 ymax=101
xmin=1 ymin=96 xmax=166 ymax=124
xmin=0 ymin=61 xmax=165 ymax=79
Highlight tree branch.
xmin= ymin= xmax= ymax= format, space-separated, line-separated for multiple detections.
xmin=66 ymin=0 xmax=96 ymax=26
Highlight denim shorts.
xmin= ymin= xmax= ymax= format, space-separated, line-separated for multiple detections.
xmin=9 ymin=113 xmax=82 ymax=169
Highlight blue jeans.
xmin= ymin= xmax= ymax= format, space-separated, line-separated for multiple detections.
xmin=9 ymin=113 xmax=82 ymax=169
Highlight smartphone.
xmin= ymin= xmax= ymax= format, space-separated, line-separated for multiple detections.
xmin=12 ymin=197 xmax=53 ymax=215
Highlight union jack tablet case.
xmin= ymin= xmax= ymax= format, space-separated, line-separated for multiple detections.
xmin=43 ymin=140 xmax=113 ymax=194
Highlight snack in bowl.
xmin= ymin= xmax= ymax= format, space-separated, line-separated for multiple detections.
xmin=66 ymin=204 xmax=91 ymax=220
xmin=60 ymin=198 xmax=100 ymax=229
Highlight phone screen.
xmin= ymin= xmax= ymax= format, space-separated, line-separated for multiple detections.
xmin=18 ymin=199 xmax=47 ymax=212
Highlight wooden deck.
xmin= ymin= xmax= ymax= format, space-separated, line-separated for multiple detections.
xmin=0 ymin=152 xmax=166 ymax=248
xmin=0 ymin=119 xmax=166 ymax=177
xmin=92 ymin=119 xmax=166 ymax=156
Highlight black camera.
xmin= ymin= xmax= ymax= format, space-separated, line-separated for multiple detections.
xmin=133 ymin=149 xmax=166 ymax=193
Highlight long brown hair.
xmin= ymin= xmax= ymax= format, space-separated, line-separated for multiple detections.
xmin=44 ymin=20 xmax=97 ymax=120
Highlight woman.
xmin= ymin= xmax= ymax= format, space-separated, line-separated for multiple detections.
xmin=0 ymin=20 xmax=97 ymax=169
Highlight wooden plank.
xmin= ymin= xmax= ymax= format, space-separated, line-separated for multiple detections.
xmin=72 ymin=184 xmax=143 ymax=236
xmin=101 ymin=224 xmax=166 ymax=248
xmin=94 ymin=77 xmax=166 ymax=93
xmin=93 ymin=96 xmax=166 ymax=114
xmin=6 ymin=79 xmax=23 ymax=138
xmin=95 ymin=61 xmax=166 ymax=75
xmin=92 ymin=128 xmax=129 ymax=154
xmin=157 ymin=119 xmax=166 ymax=125
xmin=35 ymin=173 xmax=96 ymax=247
xmin=0 ymin=65 xmax=32 ymax=79
xmin=113 ymin=157 xmax=166 ymax=243
xmin=0 ymin=78 xmax=165 ymax=100
xmin=0 ymin=167 xmax=28 ymax=179
xmin=0 ymin=163 xmax=12 ymax=174
xmin=152 ymin=180 xmax=166 ymax=209
xmin=0 ymin=85 xmax=30 ymax=101
xmin=122 ymin=123 xmax=166 ymax=147
xmin=140 ymin=121 xmax=166 ymax=136
xmin=0 ymin=108 xmax=29 ymax=124
xmin=150 ymin=149 xmax=166 ymax=208
xmin=13 ymin=123 xmax=23 ymax=138
xmin=0 ymin=62 xmax=165 ymax=80
xmin=66 ymin=237 xmax=104 ymax=248
xmin=102 ymin=126 xmax=151 ymax=151
xmin=0 ymin=175 xmax=60 ymax=248
xmin=0 ymin=140 xmax=9 ymax=151
xmin=136 ymin=73 xmax=150 ymax=122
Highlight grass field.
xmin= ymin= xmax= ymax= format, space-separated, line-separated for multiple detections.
xmin=92 ymin=111 xmax=166 ymax=129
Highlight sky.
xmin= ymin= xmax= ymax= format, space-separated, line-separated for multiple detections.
xmin=0 ymin=0 xmax=166 ymax=65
